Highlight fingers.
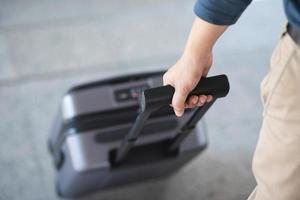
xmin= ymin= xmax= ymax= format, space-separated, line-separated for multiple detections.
xmin=172 ymin=93 xmax=214 ymax=116
xmin=197 ymin=95 xmax=207 ymax=106
xmin=202 ymin=68 xmax=209 ymax=77
xmin=186 ymin=95 xmax=199 ymax=108
xmin=172 ymin=87 xmax=189 ymax=117
xmin=207 ymin=95 xmax=213 ymax=102
xmin=172 ymin=85 xmax=214 ymax=116
xmin=186 ymin=95 xmax=214 ymax=108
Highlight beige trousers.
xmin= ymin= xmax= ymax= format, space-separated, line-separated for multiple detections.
xmin=248 ymin=28 xmax=300 ymax=200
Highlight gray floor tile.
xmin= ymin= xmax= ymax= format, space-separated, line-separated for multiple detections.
xmin=0 ymin=93 xmax=49 ymax=200
xmin=2 ymin=0 xmax=193 ymax=78
xmin=0 ymin=0 xmax=173 ymax=28
xmin=0 ymin=34 xmax=15 ymax=80
xmin=0 ymin=159 xmax=47 ymax=200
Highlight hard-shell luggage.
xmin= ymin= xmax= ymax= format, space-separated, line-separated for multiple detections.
xmin=48 ymin=71 xmax=229 ymax=198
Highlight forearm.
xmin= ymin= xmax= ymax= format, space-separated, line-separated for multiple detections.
xmin=163 ymin=0 xmax=252 ymax=117
xmin=183 ymin=17 xmax=227 ymax=60
xmin=164 ymin=17 xmax=227 ymax=116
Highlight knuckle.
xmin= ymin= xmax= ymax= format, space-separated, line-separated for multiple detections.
xmin=174 ymin=107 xmax=184 ymax=113
xmin=172 ymin=101 xmax=182 ymax=109
xmin=162 ymin=73 xmax=168 ymax=82
xmin=163 ymin=74 xmax=172 ymax=85
xmin=178 ymin=85 xmax=191 ymax=94
xmin=172 ymin=101 xmax=183 ymax=110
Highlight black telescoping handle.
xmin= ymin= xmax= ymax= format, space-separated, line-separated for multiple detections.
xmin=114 ymin=74 xmax=230 ymax=164
xmin=140 ymin=74 xmax=229 ymax=112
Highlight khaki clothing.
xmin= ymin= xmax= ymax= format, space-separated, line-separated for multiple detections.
xmin=248 ymin=28 xmax=300 ymax=199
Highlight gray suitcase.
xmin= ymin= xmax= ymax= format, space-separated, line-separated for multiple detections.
xmin=48 ymin=71 xmax=229 ymax=198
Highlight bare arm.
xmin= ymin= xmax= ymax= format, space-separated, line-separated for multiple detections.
xmin=163 ymin=17 xmax=227 ymax=117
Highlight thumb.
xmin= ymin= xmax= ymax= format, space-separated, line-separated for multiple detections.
xmin=172 ymin=86 xmax=189 ymax=117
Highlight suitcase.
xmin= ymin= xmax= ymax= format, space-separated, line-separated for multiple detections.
xmin=48 ymin=71 xmax=229 ymax=198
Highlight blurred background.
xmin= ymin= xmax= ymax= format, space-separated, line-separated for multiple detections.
xmin=0 ymin=0 xmax=285 ymax=199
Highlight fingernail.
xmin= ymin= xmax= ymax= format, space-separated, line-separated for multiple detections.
xmin=200 ymin=97 xmax=205 ymax=104
xmin=175 ymin=110 xmax=183 ymax=117
xmin=192 ymin=98 xmax=197 ymax=104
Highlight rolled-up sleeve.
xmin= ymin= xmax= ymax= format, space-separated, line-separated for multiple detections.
xmin=194 ymin=0 xmax=252 ymax=25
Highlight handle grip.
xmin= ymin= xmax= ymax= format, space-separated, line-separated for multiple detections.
xmin=140 ymin=74 xmax=230 ymax=112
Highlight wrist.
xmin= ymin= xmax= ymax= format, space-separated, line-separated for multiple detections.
xmin=182 ymin=45 xmax=212 ymax=66
xmin=182 ymin=17 xmax=226 ymax=62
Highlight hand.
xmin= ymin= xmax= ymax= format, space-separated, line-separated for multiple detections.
xmin=163 ymin=52 xmax=213 ymax=117
xmin=163 ymin=17 xmax=226 ymax=117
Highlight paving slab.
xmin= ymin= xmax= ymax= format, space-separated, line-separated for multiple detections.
xmin=0 ymin=89 xmax=49 ymax=200
xmin=0 ymin=34 xmax=15 ymax=80
xmin=1 ymin=0 xmax=193 ymax=79
xmin=0 ymin=0 xmax=173 ymax=28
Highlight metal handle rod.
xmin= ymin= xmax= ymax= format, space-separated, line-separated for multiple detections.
xmin=168 ymin=99 xmax=215 ymax=152
xmin=115 ymin=110 xmax=151 ymax=163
